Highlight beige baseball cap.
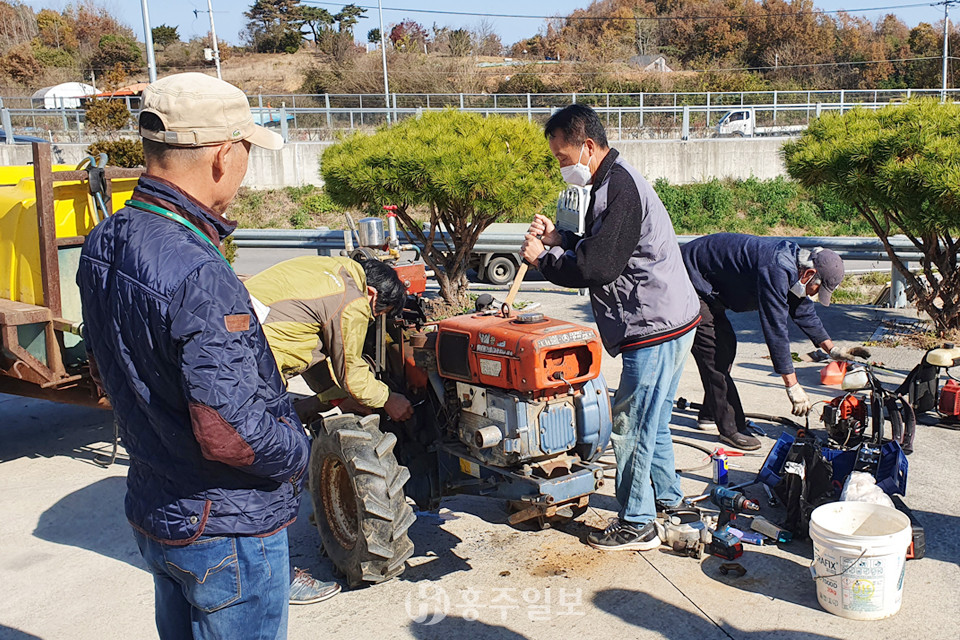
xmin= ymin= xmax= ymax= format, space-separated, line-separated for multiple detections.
xmin=140 ymin=73 xmax=283 ymax=151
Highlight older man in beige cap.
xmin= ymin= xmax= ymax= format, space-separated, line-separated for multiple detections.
xmin=77 ymin=73 xmax=337 ymax=640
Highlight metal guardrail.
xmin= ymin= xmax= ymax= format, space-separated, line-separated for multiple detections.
xmin=232 ymin=229 xmax=922 ymax=307
xmin=5 ymin=88 xmax=957 ymax=110
xmin=4 ymin=87 xmax=959 ymax=143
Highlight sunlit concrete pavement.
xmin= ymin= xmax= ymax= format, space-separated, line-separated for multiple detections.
xmin=1 ymin=292 xmax=958 ymax=640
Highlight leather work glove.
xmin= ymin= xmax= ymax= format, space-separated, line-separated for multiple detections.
xmin=786 ymin=384 xmax=812 ymax=417
xmin=829 ymin=345 xmax=872 ymax=361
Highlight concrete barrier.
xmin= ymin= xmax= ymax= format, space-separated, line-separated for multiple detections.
xmin=616 ymin=137 xmax=788 ymax=183
xmin=0 ymin=138 xmax=787 ymax=188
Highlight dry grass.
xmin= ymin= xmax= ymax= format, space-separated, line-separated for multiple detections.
xmin=422 ymin=296 xmax=474 ymax=321
xmin=227 ymin=185 xmax=343 ymax=229
xmin=228 ymin=185 xmax=431 ymax=230
xmin=156 ymin=50 xmax=314 ymax=94
xmin=832 ymin=272 xmax=890 ymax=305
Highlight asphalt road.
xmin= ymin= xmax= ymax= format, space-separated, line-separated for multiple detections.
xmin=2 ymin=285 xmax=956 ymax=639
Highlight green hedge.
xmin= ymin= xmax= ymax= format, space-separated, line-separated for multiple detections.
xmin=653 ymin=177 xmax=872 ymax=237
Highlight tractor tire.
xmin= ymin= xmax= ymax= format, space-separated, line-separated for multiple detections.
xmin=309 ymin=413 xmax=416 ymax=587
xmin=485 ymin=255 xmax=517 ymax=285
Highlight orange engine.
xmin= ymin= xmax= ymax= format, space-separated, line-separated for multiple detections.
xmin=391 ymin=262 xmax=426 ymax=295
xmin=434 ymin=312 xmax=601 ymax=394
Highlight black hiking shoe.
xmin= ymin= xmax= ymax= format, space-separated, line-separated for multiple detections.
xmin=719 ymin=432 xmax=761 ymax=451
xmin=587 ymin=519 xmax=661 ymax=551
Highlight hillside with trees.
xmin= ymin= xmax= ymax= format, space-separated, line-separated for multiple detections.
xmin=517 ymin=0 xmax=952 ymax=90
xmin=1 ymin=0 xmax=958 ymax=95
xmin=0 ymin=0 xmax=141 ymax=90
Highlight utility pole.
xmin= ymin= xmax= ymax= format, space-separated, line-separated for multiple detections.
xmin=942 ymin=1 xmax=956 ymax=102
xmin=378 ymin=0 xmax=390 ymax=124
xmin=140 ymin=0 xmax=157 ymax=83
xmin=207 ymin=0 xmax=222 ymax=80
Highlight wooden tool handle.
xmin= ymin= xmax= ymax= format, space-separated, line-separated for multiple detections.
xmin=503 ymin=262 xmax=529 ymax=309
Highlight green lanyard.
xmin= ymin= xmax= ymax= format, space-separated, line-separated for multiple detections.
xmin=125 ymin=199 xmax=232 ymax=269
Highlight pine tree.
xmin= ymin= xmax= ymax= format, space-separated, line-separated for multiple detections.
xmin=321 ymin=110 xmax=563 ymax=305
xmin=784 ymin=100 xmax=960 ymax=332
xmin=243 ymin=0 xmax=303 ymax=53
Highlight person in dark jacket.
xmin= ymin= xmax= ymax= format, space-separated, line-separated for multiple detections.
xmin=521 ymin=104 xmax=701 ymax=552
xmin=77 ymin=73 xmax=335 ymax=640
xmin=681 ymin=233 xmax=867 ymax=451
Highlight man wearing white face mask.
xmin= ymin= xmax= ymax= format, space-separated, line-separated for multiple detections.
xmin=521 ymin=105 xmax=702 ymax=552
xmin=681 ymin=233 xmax=868 ymax=451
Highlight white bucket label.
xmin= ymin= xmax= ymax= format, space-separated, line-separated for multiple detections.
xmin=814 ymin=547 xmax=903 ymax=614
xmin=809 ymin=502 xmax=911 ymax=620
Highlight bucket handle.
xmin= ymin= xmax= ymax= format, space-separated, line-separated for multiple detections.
xmin=809 ymin=549 xmax=867 ymax=581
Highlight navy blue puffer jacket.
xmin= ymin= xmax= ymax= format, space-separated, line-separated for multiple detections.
xmin=77 ymin=175 xmax=309 ymax=544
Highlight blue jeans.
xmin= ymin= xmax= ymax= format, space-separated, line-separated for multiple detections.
xmin=610 ymin=331 xmax=694 ymax=526
xmin=133 ymin=527 xmax=290 ymax=640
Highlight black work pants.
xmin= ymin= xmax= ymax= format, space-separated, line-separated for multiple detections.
xmin=690 ymin=299 xmax=746 ymax=438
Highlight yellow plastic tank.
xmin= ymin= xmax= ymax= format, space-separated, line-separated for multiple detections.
xmin=0 ymin=164 xmax=138 ymax=307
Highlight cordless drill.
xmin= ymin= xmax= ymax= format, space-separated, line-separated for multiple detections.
xmin=709 ymin=486 xmax=760 ymax=527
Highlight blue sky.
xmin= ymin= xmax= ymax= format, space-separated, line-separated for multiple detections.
xmin=23 ymin=1 xmax=950 ymax=47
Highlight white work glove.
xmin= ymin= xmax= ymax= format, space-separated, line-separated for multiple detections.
xmin=829 ymin=345 xmax=872 ymax=361
xmin=786 ymin=384 xmax=812 ymax=417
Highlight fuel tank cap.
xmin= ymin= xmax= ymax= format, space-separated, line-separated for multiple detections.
xmin=515 ymin=312 xmax=546 ymax=324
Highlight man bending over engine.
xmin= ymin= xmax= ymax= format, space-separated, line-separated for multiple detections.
xmin=245 ymin=256 xmax=414 ymax=424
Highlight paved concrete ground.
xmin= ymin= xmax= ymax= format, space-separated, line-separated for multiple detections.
xmin=2 ymin=290 xmax=959 ymax=640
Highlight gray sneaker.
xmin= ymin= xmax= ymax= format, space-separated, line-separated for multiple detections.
xmin=289 ymin=568 xmax=341 ymax=605
xmin=696 ymin=419 xmax=717 ymax=430
xmin=587 ymin=519 xmax=661 ymax=552
xmin=719 ymin=432 xmax=761 ymax=451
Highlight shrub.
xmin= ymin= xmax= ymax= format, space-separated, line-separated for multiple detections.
xmin=84 ymin=99 xmax=133 ymax=138
xmin=222 ymin=236 xmax=237 ymax=264
xmin=31 ymin=43 xmax=76 ymax=68
xmin=302 ymin=192 xmax=343 ymax=214
xmin=654 ymin=176 xmax=871 ymax=236
xmin=0 ymin=43 xmax=42 ymax=84
xmin=86 ymin=139 xmax=143 ymax=167
xmin=289 ymin=208 xmax=309 ymax=228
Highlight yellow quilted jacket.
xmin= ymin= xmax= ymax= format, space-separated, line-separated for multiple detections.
xmin=244 ymin=256 xmax=389 ymax=408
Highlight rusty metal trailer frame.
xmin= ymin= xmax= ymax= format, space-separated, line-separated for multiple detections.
xmin=0 ymin=142 xmax=141 ymax=407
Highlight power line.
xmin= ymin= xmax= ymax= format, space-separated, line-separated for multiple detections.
xmin=301 ymin=1 xmax=935 ymax=22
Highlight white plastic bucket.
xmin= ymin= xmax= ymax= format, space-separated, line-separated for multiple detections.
xmin=809 ymin=501 xmax=912 ymax=620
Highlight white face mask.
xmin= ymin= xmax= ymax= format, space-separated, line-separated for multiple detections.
xmin=788 ymin=279 xmax=807 ymax=299
xmin=788 ymin=273 xmax=820 ymax=300
xmin=560 ymin=144 xmax=592 ymax=186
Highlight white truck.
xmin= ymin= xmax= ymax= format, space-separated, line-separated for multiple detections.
xmin=716 ymin=108 xmax=807 ymax=137
xmin=469 ymin=186 xmax=591 ymax=285
xmin=470 ymin=223 xmax=530 ymax=285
